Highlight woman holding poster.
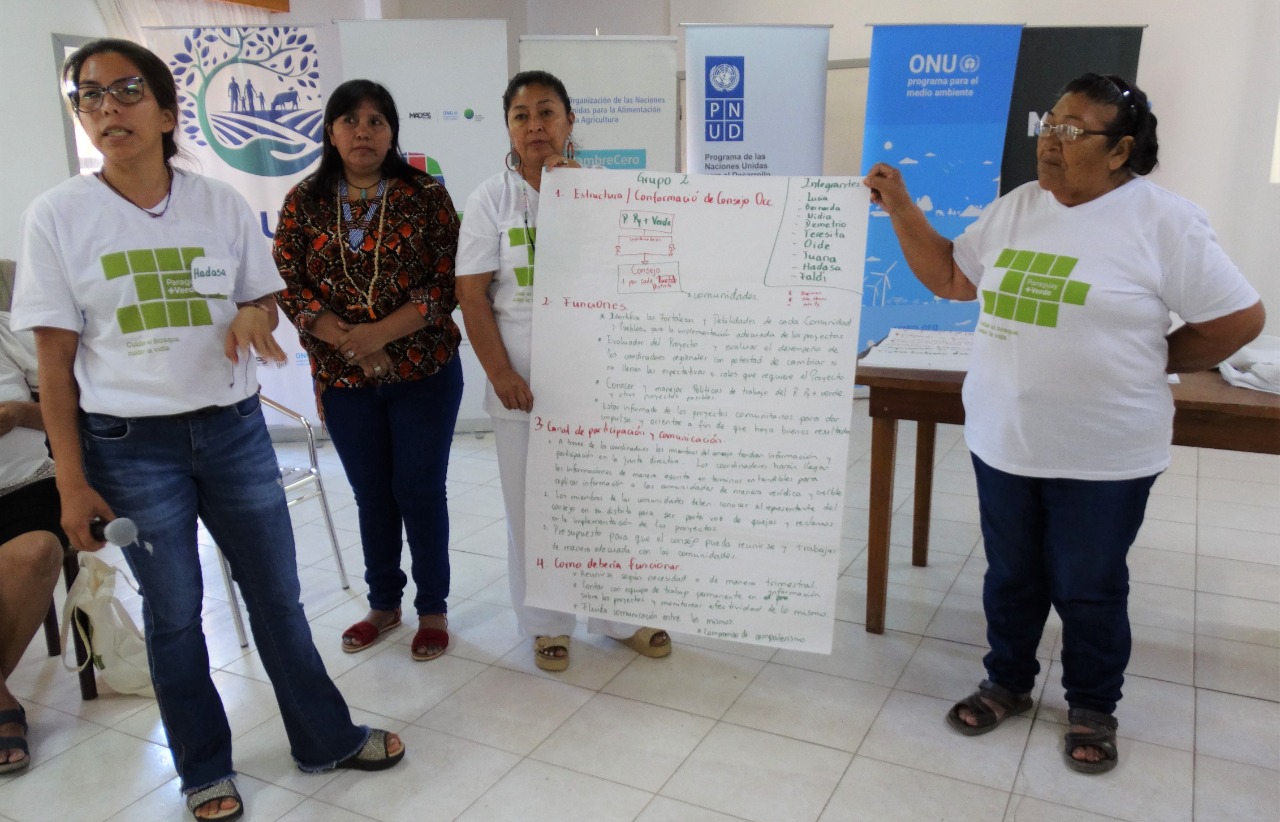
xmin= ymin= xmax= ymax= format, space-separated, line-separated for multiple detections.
xmin=456 ymin=70 xmax=672 ymax=671
xmin=274 ymin=79 xmax=463 ymax=664
xmin=864 ymin=73 xmax=1264 ymax=774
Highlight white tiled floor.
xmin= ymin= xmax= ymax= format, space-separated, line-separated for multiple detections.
xmin=3 ymin=402 xmax=1277 ymax=821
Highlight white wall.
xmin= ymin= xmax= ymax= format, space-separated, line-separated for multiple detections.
xmin=0 ymin=0 xmax=107 ymax=260
xmin=4 ymin=0 xmax=1276 ymax=331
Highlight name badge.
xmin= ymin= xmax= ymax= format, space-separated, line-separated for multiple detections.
xmin=190 ymin=257 xmax=232 ymax=295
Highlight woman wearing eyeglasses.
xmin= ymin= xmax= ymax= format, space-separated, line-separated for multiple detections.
xmin=865 ymin=73 xmax=1264 ymax=774
xmin=273 ymin=80 xmax=463 ymax=663
xmin=13 ymin=39 xmax=403 ymax=821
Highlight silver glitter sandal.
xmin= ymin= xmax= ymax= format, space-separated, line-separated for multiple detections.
xmin=335 ymin=728 xmax=405 ymax=771
xmin=185 ymin=779 xmax=243 ymax=821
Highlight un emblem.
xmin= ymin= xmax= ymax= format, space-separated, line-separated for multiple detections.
xmin=708 ymin=63 xmax=741 ymax=93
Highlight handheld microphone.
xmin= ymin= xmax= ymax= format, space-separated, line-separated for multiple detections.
xmin=89 ymin=517 xmax=139 ymax=546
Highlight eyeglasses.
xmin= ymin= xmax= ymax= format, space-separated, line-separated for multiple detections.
xmin=1034 ymin=113 xmax=1119 ymax=143
xmin=67 ymin=76 xmax=146 ymax=113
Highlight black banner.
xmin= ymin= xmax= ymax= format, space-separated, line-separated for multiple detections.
xmin=999 ymin=27 xmax=1144 ymax=194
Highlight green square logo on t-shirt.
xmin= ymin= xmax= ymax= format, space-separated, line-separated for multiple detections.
xmin=104 ymin=246 xmax=219 ymax=336
xmin=981 ymin=248 xmax=1088 ymax=329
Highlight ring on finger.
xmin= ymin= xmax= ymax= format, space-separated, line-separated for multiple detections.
xmin=346 ymin=349 xmax=356 ymax=359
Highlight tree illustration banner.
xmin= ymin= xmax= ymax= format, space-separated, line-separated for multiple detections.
xmin=858 ymin=24 xmax=1022 ymax=352
xmin=145 ymin=26 xmax=325 ymax=424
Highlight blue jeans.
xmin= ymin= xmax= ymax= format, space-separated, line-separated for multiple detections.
xmin=971 ymin=454 xmax=1158 ymax=715
xmin=80 ymin=395 xmax=367 ymax=792
xmin=320 ymin=356 xmax=462 ymax=616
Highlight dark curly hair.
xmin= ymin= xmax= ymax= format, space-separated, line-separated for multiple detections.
xmin=1058 ymin=72 xmax=1158 ymax=175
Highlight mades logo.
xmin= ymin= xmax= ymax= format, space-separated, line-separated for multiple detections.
xmin=704 ymin=55 xmax=744 ymax=142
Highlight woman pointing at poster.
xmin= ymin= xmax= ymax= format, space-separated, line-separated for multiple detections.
xmin=456 ymin=70 xmax=672 ymax=671
xmin=864 ymin=72 xmax=1263 ymax=774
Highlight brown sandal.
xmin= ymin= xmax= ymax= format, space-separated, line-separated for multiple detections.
xmin=613 ymin=627 xmax=672 ymax=658
xmin=533 ymin=635 xmax=570 ymax=671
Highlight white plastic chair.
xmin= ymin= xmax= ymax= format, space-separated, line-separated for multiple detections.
xmin=217 ymin=395 xmax=350 ymax=648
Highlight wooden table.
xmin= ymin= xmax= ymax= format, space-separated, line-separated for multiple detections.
xmin=854 ymin=365 xmax=1280 ymax=634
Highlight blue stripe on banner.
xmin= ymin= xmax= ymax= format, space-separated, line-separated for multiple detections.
xmin=859 ymin=24 xmax=1023 ymax=351
xmin=575 ymin=149 xmax=647 ymax=169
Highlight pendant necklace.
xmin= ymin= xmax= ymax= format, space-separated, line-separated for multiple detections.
xmin=336 ymin=178 xmax=387 ymax=321
xmin=97 ymin=166 xmax=174 ymax=219
xmin=519 ymin=175 xmax=536 ymax=256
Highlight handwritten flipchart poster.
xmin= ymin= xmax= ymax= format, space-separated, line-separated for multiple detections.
xmin=525 ymin=168 xmax=868 ymax=651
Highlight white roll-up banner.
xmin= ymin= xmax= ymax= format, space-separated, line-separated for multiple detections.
xmin=338 ymin=19 xmax=512 ymax=430
xmin=519 ymin=36 xmax=678 ymax=173
xmin=684 ymin=25 xmax=830 ymax=176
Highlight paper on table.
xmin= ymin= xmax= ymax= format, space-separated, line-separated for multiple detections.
xmin=858 ymin=328 xmax=972 ymax=371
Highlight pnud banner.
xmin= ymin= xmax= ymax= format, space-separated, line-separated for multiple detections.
xmin=685 ymin=25 xmax=830 ymax=177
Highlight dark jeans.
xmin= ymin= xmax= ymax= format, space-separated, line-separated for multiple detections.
xmin=80 ymin=395 xmax=367 ymax=791
xmin=971 ymin=453 xmax=1158 ymax=715
xmin=321 ymin=357 xmax=462 ymax=616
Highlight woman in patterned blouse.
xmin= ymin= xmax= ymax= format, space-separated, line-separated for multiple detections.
xmin=274 ymin=79 xmax=462 ymax=662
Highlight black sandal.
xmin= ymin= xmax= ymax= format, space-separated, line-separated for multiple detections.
xmin=1064 ymin=707 xmax=1119 ymax=774
xmin=946 ymin=679 xmax=1033 ymax=736
xmin=0 ymin=705 xmax=29 ymax=774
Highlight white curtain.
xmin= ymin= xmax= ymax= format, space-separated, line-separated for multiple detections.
xmin=95 ymin=0 xmax=269 ymax=44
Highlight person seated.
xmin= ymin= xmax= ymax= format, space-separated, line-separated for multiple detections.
xmin=0 ymin=311 xmax=63 ymax=773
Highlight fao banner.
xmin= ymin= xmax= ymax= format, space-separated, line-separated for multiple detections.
xmin=859 ymin=25 xmax=1022 ymax=351
xmin=684 ymin=25 xmax=830 ymax=176
xmin=520 ymin=36 xmax=678 ymax=173
xmin=145 ymin=25 xmax=327 ymax=426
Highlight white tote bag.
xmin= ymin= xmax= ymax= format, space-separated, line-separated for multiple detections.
xmin=60 ymin=553 xmax=155 ymax=697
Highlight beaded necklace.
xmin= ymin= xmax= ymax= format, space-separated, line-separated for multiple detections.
xmin=336 ymin=178 xmax=387 ymax=320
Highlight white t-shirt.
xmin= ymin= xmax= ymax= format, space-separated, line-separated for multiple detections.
xmin=13 ymin=171 xmax=284 ymax=417
xmin=0 ymin=312 xmax=50 ymax=490
xmin=952 ymin=178 xmax=1259 ymax=480
xmin=456 ymin=169 xmax=539 ymax=420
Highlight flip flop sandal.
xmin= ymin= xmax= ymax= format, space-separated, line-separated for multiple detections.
xmin=1064 ymin=707 xmax=1119 ymax=774
xmin=0 ymin=706 xmax=29 ymax=775
xmin=533 ymin=635 xmax=571 ymax=671
xmin=946 ymin=679 xmax=1034 ymax=736
xmin=185 ymin=778 xmax=243 ymax=821
xmin=614 ymin=627 xmax=673 ymax=658
xmin=336 ymin=728 xmax=405 ymax=772
xmin=411 ymin=618 xmax=449 ymax=661
xmin=341 ymin=608 xmax=402 ymax=654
